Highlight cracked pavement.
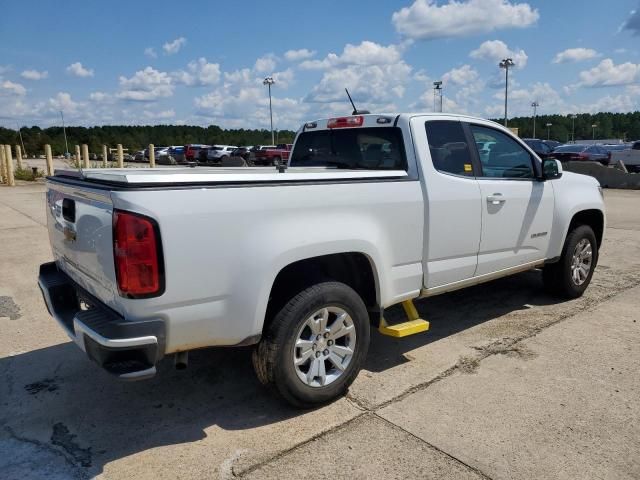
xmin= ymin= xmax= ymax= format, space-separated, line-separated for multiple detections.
xmin=1 ymin=183 xmax=639 ymax=479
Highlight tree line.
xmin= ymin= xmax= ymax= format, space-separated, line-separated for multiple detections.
xmin=491 ymin=111 xmax=640 ymax=142
xmin=1 ymin=111 xmax=638 ymax=157
xmin=0 ymin=124 xmax=297 ymax=156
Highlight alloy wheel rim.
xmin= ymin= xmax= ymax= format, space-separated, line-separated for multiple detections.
xmin=292 ymin=306 xmax=356 ymax=388
xmin=571 ymin=238 xmax=593 ymax=286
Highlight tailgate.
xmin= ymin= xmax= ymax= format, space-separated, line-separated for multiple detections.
xmin=45 ymin=180 xmax=120 ymax=312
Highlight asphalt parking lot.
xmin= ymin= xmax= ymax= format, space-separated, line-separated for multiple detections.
xmin=1 ymin=183 xmax=639 ymax=479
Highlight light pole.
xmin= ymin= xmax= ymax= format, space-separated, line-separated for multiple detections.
xmin=570 ymin=114 xmax=577 ymax=143
xmin=531 ymin=101 xmax=539 ymax=138
xmin=60 ymin=110 xmax=69 ymax=158
xmin=499 ymin=58 xmax=515 ymax=127
xmin=433 ymin=81 xmax=443 ymax=113
xmin=546 ymin=123 xmax=552 ymax=140
xmin=263 ymin=76 xmax=275 ymax=145
xmin=591 ymin=124 xmax=597 ymax=141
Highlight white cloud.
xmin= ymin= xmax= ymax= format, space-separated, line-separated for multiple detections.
xmin=271 ymin=68 xmax=295 ymax=89
xmin=48 ymin=92 xmax=81 ymax=113
xmin=507 ymin=82 xmax=561 ymax=103
xmin=284 ymin=49 xmax=316 ymax=62
xmin=117 ymin=67 xmax=174 ymax=101
xmin=21 ymin=69 xmax=48 ymax=80
xmin=163 ymin=37 xmax=187 ymax=55
xmin=143 ymin=109 xmax=175 ymax=120
xmin=254 ymin=54 xmax=278 ymax=74
xmin=581 ymin=94 xmax=638 ymax=113
xmin=413 ymin=69 xmax=430 ymax=83
xmin=89 ymin=91 xmax=111 ymax=103
xmin=300 ymin=41 xmax=403 ymax=71
xmin=442 ymin=64 xmax=479 ymax=86
xmin=302 ymin=41 xmax=411 ymax=106
xmin=66 ymin=62 xmax=94 ymax=78
xmin=173 ymin=58 xmax=221 ymax=86
xmin=1 ymin=80 xmax=26 ymax=96
xmin=194 ymin=83 xmax=309 ymax=130
xmin=144 ymin=47 xmax=158 ymax=59
xmin=392 ymin=0 xmax=539 ymax=40
xmin=470 ymin=40 xmax=528 ymax=68
xmin=576 ymin=58 xmax=640 ymax=87
xmin=552 ymin=48 xmax=600 ymax=64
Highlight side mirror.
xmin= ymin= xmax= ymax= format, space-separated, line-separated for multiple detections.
xmin=542 ymin=158 xmax=563 ymax=180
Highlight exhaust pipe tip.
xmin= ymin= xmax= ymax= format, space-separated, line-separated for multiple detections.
xmin=174 ymin=351 xmax=188 ymax=370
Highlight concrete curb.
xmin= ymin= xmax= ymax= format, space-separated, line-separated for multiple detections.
xmin=563 ymin=161 xmax=640 ymax=189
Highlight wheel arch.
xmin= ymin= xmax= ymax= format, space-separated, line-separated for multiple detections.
xmin=568 ymin=209 xmax=604 ymax=248
xmin=262 ymin=252 xmax=381 ymax=335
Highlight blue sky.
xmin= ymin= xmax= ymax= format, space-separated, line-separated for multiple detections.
xmin=1 ymin=0 xmax=639 ymax=130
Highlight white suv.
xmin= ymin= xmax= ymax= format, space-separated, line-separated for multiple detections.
xmin=206 ymin=145 xmax=238 ymax=162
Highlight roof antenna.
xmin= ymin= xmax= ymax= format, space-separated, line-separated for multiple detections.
xmin=345 ymin=88 xmax=370 ymax=115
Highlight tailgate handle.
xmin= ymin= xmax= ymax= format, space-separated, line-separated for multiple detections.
xmin=62 ymin=198 xmax=76 ymax=222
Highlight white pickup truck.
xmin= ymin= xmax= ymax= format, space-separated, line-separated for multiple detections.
xmin=38 ymin=113 xmax=605 ymax=407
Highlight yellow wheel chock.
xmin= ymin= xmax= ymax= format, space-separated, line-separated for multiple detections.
xmin=378 ymin=299 xmax=430 ymax=338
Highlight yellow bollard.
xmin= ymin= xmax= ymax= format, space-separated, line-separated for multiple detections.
xmin=82 ymin=144 xmax=90 ymax=169
xmin=45 ymin=144 xmax=54 ymax=176
xmin=75 ymin=145 xmax=81 ymax=168
xmin=0 ymin=145 xmax=6 ymax=183
xmin=5 ymin=144 xmax=15 ymax=186
xmin=102 ymin=145 xmax=108 ymax=168
xmin=149 ymin=144 xmax=155 ymax=168
xmin=117 ymin=144 xmax=124 ymax=168
xmin=15 ymin=145 xmax=23 ymax=170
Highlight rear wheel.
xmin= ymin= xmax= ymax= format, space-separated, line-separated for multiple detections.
xmin=252 ymin=281 xmax=370 ymax=408
xmin=543 ymin=225 xmax=598 ymax=298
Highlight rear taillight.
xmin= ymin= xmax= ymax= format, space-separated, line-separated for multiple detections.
xmin=327 ymin=116 xmax=364 ymax=128
xmin=113 ymin=210 xmax=163 ymax=297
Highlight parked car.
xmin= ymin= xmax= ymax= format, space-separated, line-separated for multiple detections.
xmin=543 ymin=140 xmax=561 ymax=150
xmin=206 ymin=145 xmax=238 ymax=163
xmin=552 ymin=144 xmax=611 ymax=166
xmin=231 ymin=147 xmax=251 ymax=160
xmin=39 ymin=113 xmax=604 ymax=407
xmin=133 ymin=150 xmax=145 ymax=162
xmin=253 ymin=144 xmax=292 ymax=165
xmin=609 ymin=140 xmax=640 ymax=172
xmin=523 ymin=138 xmax=555 ymax=159
xmin=168 ymin=146 xmax=185 ymax=164
xmin=184 ymin=144 xmax=210 ymax=162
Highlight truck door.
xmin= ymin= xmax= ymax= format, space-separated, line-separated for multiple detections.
xmin=414 ymin=118 xmax=482 ymax=288
xmin=466 ymin=123 xmax=554 ymax=276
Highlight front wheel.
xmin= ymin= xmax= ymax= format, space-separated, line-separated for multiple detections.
xmin=543 ymin=225 xmax=598 ymax=298
xmin=253 ymin=282 xmax=370 ymax=408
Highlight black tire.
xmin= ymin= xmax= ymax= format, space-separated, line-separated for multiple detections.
xmin=252 ymin=281 xmax=370 ymax=408
xmin=543 ymin=225 xmax=598 ymax=299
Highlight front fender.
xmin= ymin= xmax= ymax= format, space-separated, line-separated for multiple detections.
xmin=547 ymin=172 xmax=606 ymax=259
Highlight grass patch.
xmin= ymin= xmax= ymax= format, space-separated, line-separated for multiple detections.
xmin=13 ymin=167 xmax=44 ymax=181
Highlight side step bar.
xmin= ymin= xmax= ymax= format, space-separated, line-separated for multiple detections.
xmin=378 ymin=300 xmax=430 ymax=338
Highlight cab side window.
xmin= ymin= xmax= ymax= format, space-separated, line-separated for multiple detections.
xmin=470 ymin=125 xmax=535 ymax=179
xmin=424 ymin=121 xmax=474 ymax=177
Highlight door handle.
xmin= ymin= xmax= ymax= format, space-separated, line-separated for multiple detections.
xmin=486 ymin=194 xmax=506 ymax=205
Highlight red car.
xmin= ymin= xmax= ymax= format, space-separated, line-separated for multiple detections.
xmin=552 ymin=144 xmax=611 ymax=166
xmin=253 ymin=144 xmax=292 ymax=166
xmin=183 ymin=144 xmax=211 ymax=162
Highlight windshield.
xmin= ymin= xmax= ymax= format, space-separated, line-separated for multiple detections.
xmin=554 ymin=145 xmax=585 ymax=153
xmin=290 ymin=127 xmax=407 ymax=170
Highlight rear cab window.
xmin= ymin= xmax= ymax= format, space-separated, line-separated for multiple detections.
xmin=424 ymin=121 xmax=475 ymax=177
xmin=290 ymin=127 xmax=407 ymax=170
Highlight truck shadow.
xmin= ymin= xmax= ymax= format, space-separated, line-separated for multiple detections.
xmin=364 ymin=270 xmax=562 ymax=372
xmin=0 ymin=270 xmax=563 ymax=477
